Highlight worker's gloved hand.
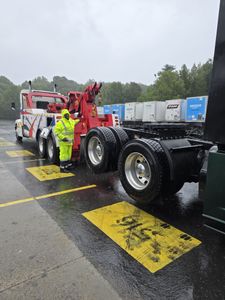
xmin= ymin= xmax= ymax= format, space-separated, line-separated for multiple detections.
xmin=62 ymin=138 xmax=69 ymax=142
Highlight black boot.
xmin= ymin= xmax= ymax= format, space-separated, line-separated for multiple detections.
xmin=60 ymin=161 xmax=71 ymax=173
xmin=65 ymin=161 xmax=73 ymax=170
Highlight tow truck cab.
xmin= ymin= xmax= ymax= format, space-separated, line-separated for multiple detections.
xmin=15 ymin=89 xmax=67 ymax=141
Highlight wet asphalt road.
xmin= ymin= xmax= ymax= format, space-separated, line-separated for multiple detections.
xmin=0 ymin=120 xmax=225 ymax=300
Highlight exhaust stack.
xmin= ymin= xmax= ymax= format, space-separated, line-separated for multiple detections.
xmin=54 ymin=83 xmax=57 ymax=92
xmin=28 ymin=80 xmax=32 ymax=92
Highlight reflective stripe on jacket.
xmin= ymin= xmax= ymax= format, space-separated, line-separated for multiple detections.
xmin=54 ymin=117 xmax=80 ymax=145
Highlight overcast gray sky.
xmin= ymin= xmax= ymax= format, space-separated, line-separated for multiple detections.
xmin=0 ymin=0 xmax=220 ymax=85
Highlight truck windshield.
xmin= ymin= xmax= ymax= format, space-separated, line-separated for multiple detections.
xmin=32 ymin=96 xmax=64 ymax=104
xmin=31 ymin=96 xmax=64 ymax=109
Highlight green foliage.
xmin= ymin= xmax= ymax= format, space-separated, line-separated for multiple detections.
xmin=21 ymin=76 xmax=51 ymax=91
xmin=101 ymin=82 xmax=142 ymax=104
xmin=179 ymin=64 xmax=191 ymax=98
xmin=53 ymin=76 xmax=84 ymax=95
xmin=123 ymin=82 xmax=142 ymax=102
xmin=161 ymin=64 xmax=176 ymax=72
xmin=0 ymin=59 xmax=213 ymax=119
xmin=0 ymin=81 xmax=20 ymax=119
xmin=147 ymin=70 xmax=185 ymax=100
xmin=101 ymin=82 xmax=124 ymax=104
xmin=140 ymin=59 xmax=213 ymax=101
xmin=188 ymin=60 xmax=213 ymax=96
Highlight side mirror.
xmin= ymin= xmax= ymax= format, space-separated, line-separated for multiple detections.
xmin=11 ymin=102 xmax=16 ymax=111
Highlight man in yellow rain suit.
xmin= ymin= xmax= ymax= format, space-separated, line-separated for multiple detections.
xmin=54 ymin=109 xmax=80 ymax=172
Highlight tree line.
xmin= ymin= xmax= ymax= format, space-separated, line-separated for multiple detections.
xmin=0 ymin=59 xmax=212 ymax=120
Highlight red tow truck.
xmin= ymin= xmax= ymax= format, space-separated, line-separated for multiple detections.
xmin=14 ymin=81 xmax=119 ymax=163
xmin=14 ymin=81 xmax=208 ymax=206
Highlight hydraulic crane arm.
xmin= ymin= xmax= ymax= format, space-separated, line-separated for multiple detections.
xmin=67 ymin=82 xmax=102 ymax=116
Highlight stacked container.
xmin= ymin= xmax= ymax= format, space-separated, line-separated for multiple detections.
xmin=111 ymin=104 xmax=125 ymax=121
xmin=103 ymin=105 xmax=112 ymax=115
xmin=135 ymin=103 xmax=144 ymax=120
xmin=125 ymin=102 xmax=144 ymax=121
xmin=165 ymin=99 xmax=186 ymax=122
xmin=142 ymin=101 xmax=166 ymax=122
xmin=119 ymin=104 xmax=125 ymax=121
xmin=185 ymin=96 xmax=208 ymax=122
xmin=125 ymin=102 xmax=136 ymax=121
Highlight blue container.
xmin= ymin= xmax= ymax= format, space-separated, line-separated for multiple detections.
xmin=111 ymin=104 xmax=120 ymax=114
xmin=111 ymin=104 xmax=125 ymax=121
xmin=119 ymin=104 xmax=125 ymax=121
xmin=103 ymin=105 xmax=112 ymax=114
xmin=186 ymin=96 xmax=208 ymax=122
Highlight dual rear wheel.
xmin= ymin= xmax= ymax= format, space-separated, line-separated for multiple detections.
xmin=37 ymin=132 xmax=58 ymax=163
xmin=37 ymin=126 xmax=186 ymax=204
xmin=84 ymin=127 xmax=129 ymax=173
xmin=85 ymin=128 xmax=175 ymax=204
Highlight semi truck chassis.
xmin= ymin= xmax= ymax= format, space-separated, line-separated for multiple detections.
xmin=84 ymin=125 xmax=212 ymax=204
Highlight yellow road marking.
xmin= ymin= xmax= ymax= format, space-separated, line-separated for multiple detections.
xmin=0 ymin=141 xmax=15 ymax=147
xmin=0 ymin=184 xmax=96 ymax=208
xmin=26 ymin=165 xmax=74 ymax=181
xmin=83 ymin=201 xmax=201 ymax=273
xmin=6 ymin=150 xmax=35 ymax=157
xmin=4 ymin=158 xmax=46 ymax=164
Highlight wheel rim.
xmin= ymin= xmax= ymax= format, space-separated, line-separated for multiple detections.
xmin=48 ymin=138 xmax=54 ymax=159
xmin=88 ymin=136 xmax=104 ymax=165
xmin=38 ymin=136 xmax=44 ymax=154
xmin=125 ymin=152 xmax=151 ymax=190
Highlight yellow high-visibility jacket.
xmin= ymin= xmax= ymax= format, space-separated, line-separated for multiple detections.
xmin=54 ymin=109 xmax=80 ymax=145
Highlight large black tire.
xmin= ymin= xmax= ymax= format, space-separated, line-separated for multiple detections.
xmin=84 ymin=127 xmax=117 ymax=173
xmin=15 ymin=125 xmax=23 ymax=143
xmin=146 ymin=139 xmax=185 ymax=195
xmin=46 ymin=135 xmax=59 ymax=163
xmin=108 ymin=127 xmax=129 ymax=170
xmin=37 ymin=131 xmax=46 ymax=158
xmin=118 ymin=139 xmax=163 ymax=204
xmin=16 ymin=132 xmax=23 ymax=143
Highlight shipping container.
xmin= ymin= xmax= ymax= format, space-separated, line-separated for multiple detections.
xmin=165 ymin=99 xmax=186 ymax=122
xmin=142 ymin=101 xmax=166 ymax=122
xmin=111 ymin=104 xmax=120 ymax=114
xmin=185 ymin=96 xmax=208 ymax=122
xmin=119 ymin=104 xmax=125 ymax=121
xmin=103 ymin=105 xmax=112 ymax=114
xmin=135 ymin=103 xmax=144 ymax=120
xmin=97 ymin=106 xmax=104 ymax=115
xmin=112 ymin=104 xmax=125 ymax=121
xmin=125 ymin=102 xmax=143 ymax=121
xmin=125 ymin=102 xmax=136 ymax=121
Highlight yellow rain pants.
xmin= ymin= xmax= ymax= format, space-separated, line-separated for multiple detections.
xmin=54 ymin=109 xmax=80 ymax=163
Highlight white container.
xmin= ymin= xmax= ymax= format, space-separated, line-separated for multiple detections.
xmin=125 ymin=102 xmax=144 ymax=121
xmin=97 ymin=106 xmax=104 ymax=115
xmin=142 ymin=101 xmax=166 ymax=122
xmin=135 ymin=103 xmax=144 ymax=121
xmin=165 ymin=99 xmax=186 ymax=122
xmin=125 ymin=102 xmax=136 ymax=121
